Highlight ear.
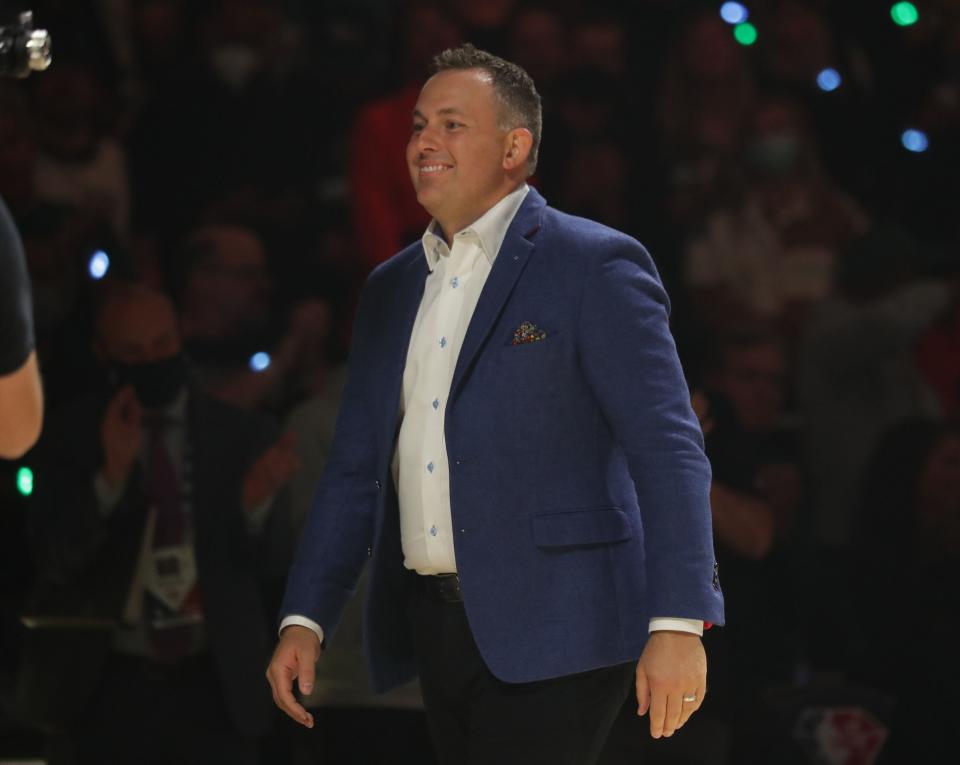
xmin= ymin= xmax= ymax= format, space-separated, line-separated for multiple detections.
xmin=502 ymin=128 xmax=533 ymax=172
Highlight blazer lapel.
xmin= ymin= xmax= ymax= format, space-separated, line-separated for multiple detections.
xmin=449 ymin=188 xmax=546 ymax=399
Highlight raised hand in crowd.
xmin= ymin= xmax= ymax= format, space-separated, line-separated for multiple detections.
xmin=99 ymin=384 xmax=142 ymax=491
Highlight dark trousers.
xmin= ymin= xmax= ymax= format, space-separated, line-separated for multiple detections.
xmin=408 ymin=580 xmax=635 ymax=765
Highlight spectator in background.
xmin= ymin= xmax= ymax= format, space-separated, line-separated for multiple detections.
xmin=759 ymin=0 xmax=835 ymax=93
xmin=28 ymin=63 xmax=131 ymax=244
xmin=684 ymin=96 xmax=868 ymax=340
xmin=2 ymin=87 xmax=123 ymax=408
xmin=504 ymin=3 xmax=566 ymax=197
xmin=799 ymin=225 xmax=954 ymax=550
xmin=173 ymin=221 xmax=338 ymax=413
xmin=506 ymin=3 xmax=566 ymax=93
xmin=658 ymin=11 xmax=756 ymax=230
xmin=695 ymin=329 xmax=805 ymax=758
xmin=549 ymin=13 xmax=639 ymax=233
xmin=554 ymin=12 xmax=632 ymax=139
xmin=850 ymin=419 xmax=960 ymax=761
xmin=755 ymin=0 xmax=881 ymax=202
xmin=19 ymin=283 xmax=297 ymax=765
xmin=700 ymin=331 xmax=797 ymax=558
xmin=0 ymin=87 xmax=100 ymax=254
xmin=173 ymin=222 xmax=274 ymax=408
xmin=348 ymin=0 xmax=460 ymax=272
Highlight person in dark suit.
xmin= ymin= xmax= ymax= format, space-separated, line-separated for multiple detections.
xmin=267 ymin=45 xmax=724 ymax=764
xmin=23 ymin=284 xmax=298 ymax=765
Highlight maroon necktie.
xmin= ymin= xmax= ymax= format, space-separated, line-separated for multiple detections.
xmin=144 ymin=415 xmax=196 ymax=660
xmin=146 ymin=416 xmax=186 ymax=547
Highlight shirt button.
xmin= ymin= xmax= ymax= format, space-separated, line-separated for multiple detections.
xmin=426 ymin=462 xmax=434 ymax=473
xmin=432 ymin=398 xmax=440 ymax=410
xmin=450 ymin=276 xmax=459 ymax=289
xmin=439 ymin=336 xmax=447 ymax=349
xmin=430 ymin=525 xmax=438 ymax=537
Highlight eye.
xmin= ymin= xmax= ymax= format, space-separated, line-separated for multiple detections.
xmin=445 ymin=121 xmax=463 ymax=130
xmin=412 ymin=123 xmax=423 ymax=133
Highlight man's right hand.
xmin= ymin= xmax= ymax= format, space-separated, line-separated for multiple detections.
xmin=266 ymin=625 xmax=321 ymax=728
xmin=100 ymin=385 xmax=142 ymax=489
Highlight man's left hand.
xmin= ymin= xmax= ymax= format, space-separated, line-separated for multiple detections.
xmin=635 ymin=631 xmax=706 ymax=738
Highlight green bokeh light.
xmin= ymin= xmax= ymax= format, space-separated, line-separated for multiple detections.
xmin=16 ymin=466 xmax=34 ymax=497
xmin=891 ymin=2 xmax=919 ymax=27
xmin=734 ymin=22 xmax=758 ymax=46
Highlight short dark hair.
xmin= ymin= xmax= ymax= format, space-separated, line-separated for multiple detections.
xmin=430 ymin=43 xmax=542 ymax=175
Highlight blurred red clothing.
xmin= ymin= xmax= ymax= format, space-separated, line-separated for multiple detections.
xmin=349 ymin=82 xmax=432 ymax=272
xmin=915 ymin=304 xmax=960 ymax=418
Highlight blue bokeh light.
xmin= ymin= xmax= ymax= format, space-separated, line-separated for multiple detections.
xmin=901 ymin=129 xmax=929 ymax=153
xmin=816 ymin=68 xmax=842 ymax=92
xmin=88 ymin=250 xmax=110 ymax=280
xmin=249 ymin=352 xmax=271 ymax=372
xmin=720 ymin=2 xmax=749 ymax=25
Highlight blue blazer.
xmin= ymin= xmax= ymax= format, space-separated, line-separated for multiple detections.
xmin=281 ymin=188 xmax=724 ymax=692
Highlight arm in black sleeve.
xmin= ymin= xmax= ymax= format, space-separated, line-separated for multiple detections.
xmin=0 ymin=195 xmax=35 ymax=374
xmin=0 ymin=195 xmax=43 ymax=458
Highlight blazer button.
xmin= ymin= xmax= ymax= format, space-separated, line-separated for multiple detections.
xmin=375 ymin=479 xmax=381 ymax=492
xmin=367 ymin=545 xmax=373 ymax=557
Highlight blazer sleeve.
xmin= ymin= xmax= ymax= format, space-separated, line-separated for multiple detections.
xmin=278 ymin=273 xmax=383 ymax=638
xmin=576 ymin=237 xmax=724 ymax=626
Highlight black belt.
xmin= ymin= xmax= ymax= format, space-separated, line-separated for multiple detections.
xmin=415 ymin=573 xmax=464 ymax=603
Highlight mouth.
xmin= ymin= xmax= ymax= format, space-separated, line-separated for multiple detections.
xmin=418 ymin=163 xmax=453 ymax=178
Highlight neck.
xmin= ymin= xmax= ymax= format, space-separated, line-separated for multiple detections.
xmin=434 ymin=180 xmax=524 ymax=243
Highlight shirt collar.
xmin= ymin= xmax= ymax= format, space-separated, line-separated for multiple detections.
xmin=421 ymin=183 xmax=530 ymax=272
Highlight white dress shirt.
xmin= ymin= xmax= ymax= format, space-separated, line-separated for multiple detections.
xmin=281 ymin=184 xmax=703 ymax=644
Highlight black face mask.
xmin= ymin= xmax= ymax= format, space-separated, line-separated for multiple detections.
xmin=110 ymin=353 xmax=188 ymax=409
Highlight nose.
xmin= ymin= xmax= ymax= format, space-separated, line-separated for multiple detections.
xmin=414 ymin=124 xmax=440 ymax=155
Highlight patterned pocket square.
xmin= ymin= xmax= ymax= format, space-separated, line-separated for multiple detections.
xmin=511 ymin=321 xmax=547 ymax=345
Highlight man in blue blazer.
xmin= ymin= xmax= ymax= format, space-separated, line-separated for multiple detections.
xmin=268 ymin=44 xmax=724 ymax=763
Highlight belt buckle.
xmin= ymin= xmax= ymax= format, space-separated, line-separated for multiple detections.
xmin=435 ymin=574 xmax=462 ymax=603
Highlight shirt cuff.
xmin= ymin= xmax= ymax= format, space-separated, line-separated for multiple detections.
xmin=93 ymin=471 xmax=127 ymax=518
xmin=279 ymin=614 xmax=324 ymax=646
xmin=649 ymin=617 xmax=704 ymax=636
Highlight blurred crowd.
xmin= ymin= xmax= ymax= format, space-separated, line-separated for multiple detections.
xmin=1 ymin=0 xmax=959 ymax=763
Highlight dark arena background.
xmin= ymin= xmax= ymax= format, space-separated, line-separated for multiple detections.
xmin=1 ymin=1 xmax=958 ymax=763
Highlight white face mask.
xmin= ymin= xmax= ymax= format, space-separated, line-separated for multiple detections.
xmin=209 ymin=44 xmax=263 ymax=91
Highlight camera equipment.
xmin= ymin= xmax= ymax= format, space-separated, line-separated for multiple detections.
xmin=0 ymin=11 xmax=51 ymax=78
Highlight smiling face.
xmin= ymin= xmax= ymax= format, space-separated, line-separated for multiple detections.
xmin=407 ymin=68 xmax=530 ymax=240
